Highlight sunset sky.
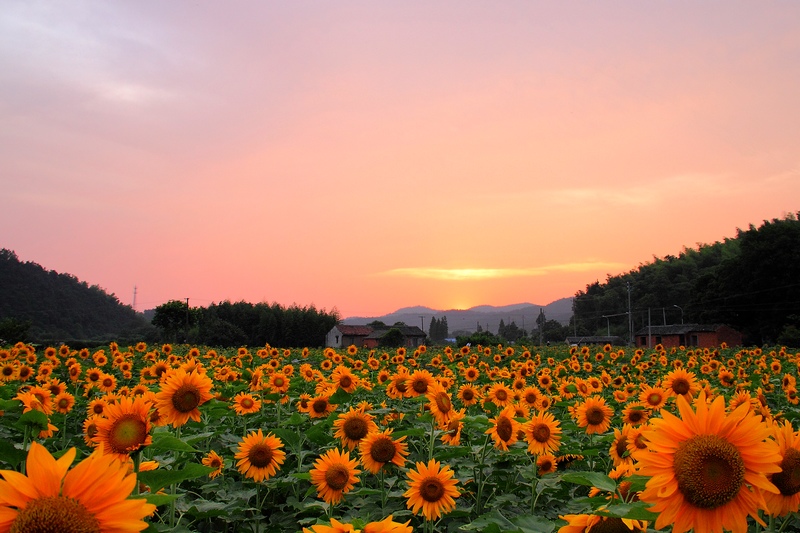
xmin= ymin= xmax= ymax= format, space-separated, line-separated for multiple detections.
xmin=2 ymin=2 xmax=799 ymax=318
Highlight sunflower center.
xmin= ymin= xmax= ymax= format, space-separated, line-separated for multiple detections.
xmin=615 ymin=437 xmax=629 ymax=459
xmin=461 ymin=389 xmax=474 ymax=401
xmin=339 ymin=376 xmax=352 ymax=389
xmin=647 ymin=393 xmax=662 ymax=405
xmin=241 ymin=398 xmax=254 ymax=409
xmin=412 ymin=379 xmax=429 ymax=394
xmin=585 ymin=406 xmax=605 ymax=426
xmin=496 ymin=417 xmax=513 ymax=442
xmin=627 ymin=410 xmax=644 ymax=424
xmin=772 ymin=448 xmax=800 ymax=496
xmin=10 ymin=496 xmax=101 ymax=533
xmin=671 ymin=378 xmax=690 ymax=395
xmin=395 ymin=380 xmax=408 ymax=393
xmin=524 ymin=392 xmax=538 ymax=404
xmin=495 ymin=389 xmax=508 ymax=401
xmin=248 ymin=443 xmax=274 ymax=468
xmin=420 ymin=476 xmax=445 ymax=502
xmin=312 ymin=399 xmax=329 ymax=414
xmin=673 ymin=434 xmax=745 ymax=509
xmin=370 ymin=437 xmax=397 ymax=463
xmin=342 ymin=417 xmax=369 ymax=441
xmin=324 ymin=464 xmax=351 ymax=490
xmin=434 ymin=393 xmax=452 ymax=414
xmin=587 ymin=517 xmax=641 ymax=533
xmin=273 ymin=377 xmax=285 ymax=387
xmin=172 ymin=385 xmax=201 ymax=413
xmin=109 ymin=415 xmax=148 ymax=453
xmin=532 ymin=423 xmax=550 ymax=443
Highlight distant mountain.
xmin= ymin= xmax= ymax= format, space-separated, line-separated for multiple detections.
xmin=343 ymin=297 xmax=574 ymax=335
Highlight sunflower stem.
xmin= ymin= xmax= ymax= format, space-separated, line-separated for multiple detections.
xmin=133 ymin=450 xmax=142 ymax=496
xmin=428 ymin=418 xmax=436 ymax=461
xmin=474 ymin=434 xmax=491 ymax=516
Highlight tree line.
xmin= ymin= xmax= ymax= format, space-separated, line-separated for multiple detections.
xmin=151 ymin=299 xmax=340 ymax=348
xmin=571 ymin=213 xmax=800 ymax=346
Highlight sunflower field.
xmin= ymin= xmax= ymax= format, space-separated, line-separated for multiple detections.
xmin=1 ymin=340 xmax=799 ymax=533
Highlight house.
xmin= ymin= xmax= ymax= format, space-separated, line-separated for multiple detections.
xmin=325 ymin=324 xmax=427 ymax=349
xmin=634 ymin=324 xmax=743 ymax=349
xmin=325 ymin=325 xmax=373 ymax=348
xmin=566 ymin=335 xmax=625 ymax=347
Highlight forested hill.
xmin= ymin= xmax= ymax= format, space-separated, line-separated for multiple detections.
xmin=572 ymin=213 xmax=800 ymax=346
xmin=0 ymin=249 xmax=154 ymax=343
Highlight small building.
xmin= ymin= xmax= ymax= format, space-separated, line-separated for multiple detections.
xmin=325 ymin=324 xmax=427 ymax=349
xmin=566 ymin=335 xmax=625 ymax=347
xmin=634 ymin=324 xmax=742 ymax=349
xmin=362 ymin=325 xmax=427 ymax=349
xmin=325 ymin=325 xmax=373 ymax=348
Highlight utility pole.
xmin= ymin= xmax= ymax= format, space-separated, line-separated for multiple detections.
xmin=132 ymin=285 xmax=137 ymax=311
xmin=627 ymin=282 xmax=633 ymax=346
xmin=419 ymin=315 xmax=425 ymax=333
xmin=185 ymin=297 xmax=190 ymax=342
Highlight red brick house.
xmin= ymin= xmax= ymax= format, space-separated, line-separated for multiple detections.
xmin=325 ymin=324 xmax=427 ymax=349
xmin=635 ymin=324 xmax=743 ymax=349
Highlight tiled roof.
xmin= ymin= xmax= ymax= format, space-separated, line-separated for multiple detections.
xmin=334 ymin=325 xmax=373 ymax=336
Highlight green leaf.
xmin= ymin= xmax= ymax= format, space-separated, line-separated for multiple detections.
xmin=271 ymin=427 xmax=301 ymax=449
xmin=597 ymin=501 xmax=659 ymax=521
xmin=0 ymin=439 xmax=26 ymax=468
xmin=15 ymin=409 xmax=49 ymax=433
xmin=329 ymin=387 xmax=353 ymax=404
xmin=305 ymin=421 xmax=334 ymax=446
xmin=138 ymin=463 xmax=215 ymax=493
xmin=561 ymin=472 xmax=617 ymax=493
xmin=150 ymin=434 xmax=199 ymax=453
xmin=510 ymin=514 xmax=556 ymax=533
xmin=284 ymin=412 xmax=306 ymax=426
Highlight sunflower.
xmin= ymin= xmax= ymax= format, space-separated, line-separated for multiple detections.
xmin=267 ymin=371 xmax=290 ymax=395
xmin=93 ymin=395 xmax=153 ymax=460
xmin=537 ymin=453 xmax=558 ymax=476
xmin=202 ymin=450 xmax=225 ymax=479
xmin=308 ymin=395 xmax=337 ymax=418
xmin=637 ymin=392 xmax=781 ymax=533
xmin=154 ymin=368 xmax=213 ymax=428
xmin=234 ymin=429 xmax=286 ymax=482
xmin=457 ymin=383 xmax=481 ymax=406
xmin=574 ymin=395 xmax=614 ymax=435
xmin=310 ymin=448 xmax=361 ymax=504
xmin=426 ymin=384 xmax=454 ymax=426
xmin=621 ymin=402 xmax=650 ymax=426
xmin=406 ymin=369 xmax=436 ymax=398
xmin=333 ymin=407 xmax=379 ymax=450
xmin=486 ymin=382 xmax=514 ymax=407
xmin=404 ymin=459 xmax=460 ymax=521
xmin=486 ymin=405 xmax=521 ymax=451
xmin=662 ymin=368 xmax=701 ymax=401
xmin=53 ymin=391 xmax=75 ymax=414
xmin=558 ymin=514 xmax=646 ymax=533
xmin=0 ymin=441 xmax=155 ymax=532
xmin=231 ymin=392 xmax=262 ymax=415
xmin=359 ymin=429 xmax=409 ymax=474
xmin=330 ymin=366 xmax=359 ymax=393
xmin=609 ymin=425 xmax=635 ymax=467
xmin=763 ymin=420 xmax=800 ymax=517
xmin=385 ymin=371 xmax=410 ymax=399
xmin=362 ymin=515 xmax=413 ymax=533
xmin=523 ymin=410 xmax=562 ymax=455
xmin=440 ymin=408 xmax=466 ymax=446
xmin=302 ymin=517 xmax=357 ymax=533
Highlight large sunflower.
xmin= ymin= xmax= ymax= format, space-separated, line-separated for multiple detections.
xmin=523 ymin=409 xmax=562 ymax=455
xmin=662 ymin=368 xmax=701 ymax=401
xmin=310 ymin=448 xmax=361 ymax=504
xmin=359 ymin=429 xmax=409 ymax=474
xmin=426 ymin=384 xmax=454 ymax=426
xmin=231 ymin=392 xmax=262 ymax=415
xmin=574 ymin=395 xmax=614 ymax=435
xmin=637 ymin=392 xmax=781 ymax=533
xmin=763 ymin=420 xmax=800 ymax=517
xmin=234 ymin=429 xmax=286 ymax=482
xmin=93 ymin=395 xmax=153 ymax=460
xmin=0 ymin=441 xmax=155 ymax=532
xmin=486 ymin=405 xmax=521 ymax=451
xmin=405 ymin=369 xmax=436 ymax=398
xmin=404 ymin=459 xmax=460 ymax=521
xmin=333 ymin=407 xmax=379 ymax=450
xmin=154 ymin=368 xmax=213 ymax=427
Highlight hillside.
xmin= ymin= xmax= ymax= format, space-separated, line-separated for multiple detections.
xmin=343 ymin=298 xmax=574 ymax=335
xmin=0 ymin=249 xmax=155 ymax=343
xmin=572 ymin=214 xmax=800 ymax=346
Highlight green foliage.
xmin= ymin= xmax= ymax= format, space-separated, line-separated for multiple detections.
xmin=0 ymin=248 xmax=155 ymax=343
xmin=572 ymin=213 xmax=800 ymax=345
xmin=378 ymin=327 xmax=405 ymax=347
xmin=457 ymin=330 xmax=502 ymax=347
xmin=429 ymin=315 xmax=449 ymax=343
xmin=0 ymin=316 xmax=31 ymax=343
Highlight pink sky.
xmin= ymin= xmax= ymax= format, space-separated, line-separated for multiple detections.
xmin=2 ymin=2 xmax=799 ymax=318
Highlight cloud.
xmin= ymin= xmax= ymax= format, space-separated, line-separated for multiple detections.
xmin=379 ymin=261 xmax=628 ymax=281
